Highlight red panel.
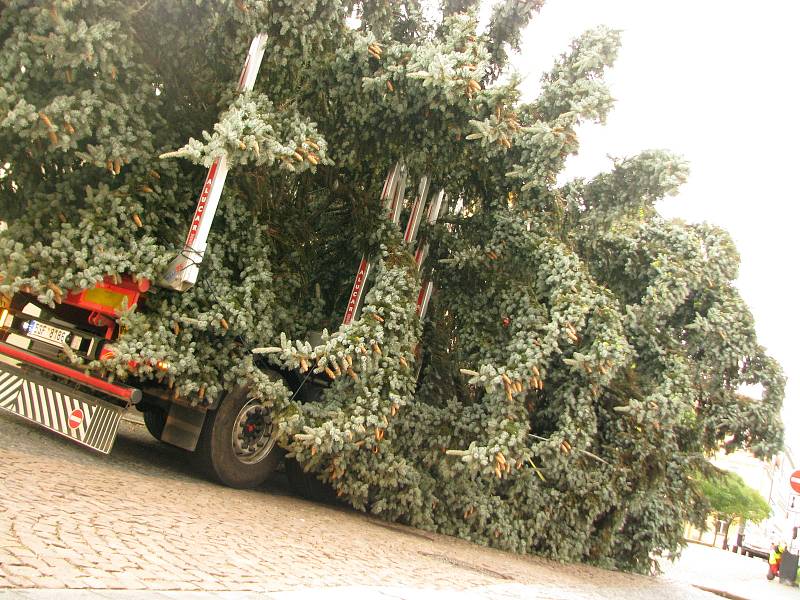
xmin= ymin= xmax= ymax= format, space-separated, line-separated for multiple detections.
xmin=64 ymin=275 xmax=147 ymax=318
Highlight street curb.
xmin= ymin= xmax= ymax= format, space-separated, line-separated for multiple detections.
xmin=693 ymin=584 xmax=751 ymax=600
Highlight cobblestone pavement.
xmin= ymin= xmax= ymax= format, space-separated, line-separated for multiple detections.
xmin=0 ymin=410 xmax=715 ymax=599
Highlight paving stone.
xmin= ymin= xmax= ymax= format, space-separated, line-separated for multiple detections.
xmin=0 ymin=413 xmax=714 ymax=600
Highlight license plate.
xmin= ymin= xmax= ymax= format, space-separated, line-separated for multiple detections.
xmin=26 ymin=320 xmax=70 ymax=347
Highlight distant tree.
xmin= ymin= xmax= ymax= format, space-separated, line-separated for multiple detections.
xmin=698 ymin=466 xmax=771 ymax=548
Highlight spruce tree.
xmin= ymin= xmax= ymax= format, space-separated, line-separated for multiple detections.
xmin=0 ymin=0 xmax=784 ymax=572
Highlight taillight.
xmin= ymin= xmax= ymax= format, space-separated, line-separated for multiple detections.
xmin=99 ymin=345 xmax=137 ymax=370
xmin=99 ymin=345 xmax=147 ymax=372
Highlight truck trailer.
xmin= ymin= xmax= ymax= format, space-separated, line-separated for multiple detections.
xmin=0 ymin=33 xmax=444 ymax=489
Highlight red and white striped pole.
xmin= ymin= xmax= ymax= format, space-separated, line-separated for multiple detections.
xmin=342 ymin=163 xmax=406 ymax=325
xmin=160 ymin=33 xmax=269 ymax=292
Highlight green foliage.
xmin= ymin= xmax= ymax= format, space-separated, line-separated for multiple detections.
xmin=0 ymin=0 xmax=784 ymax=573
xmin=698 ymin=466 xmax=771 ymax=525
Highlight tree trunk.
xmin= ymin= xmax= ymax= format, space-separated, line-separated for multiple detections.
xmin=735 ymin=519 xmax=746 ymax=553
xmin=722 ymin=519 xmax=731 ymax=550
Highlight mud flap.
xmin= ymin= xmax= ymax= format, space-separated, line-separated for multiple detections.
xmin=0 ymin=361 xmax=124 ymax=454
xmin=161 ymin=402 xmax=207 ymax=451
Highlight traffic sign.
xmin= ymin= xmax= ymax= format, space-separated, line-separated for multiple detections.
xmin=68 ymin=408 xmax=83 ymax=430
xmin=790 ymin=470 xmax=800 ymax=494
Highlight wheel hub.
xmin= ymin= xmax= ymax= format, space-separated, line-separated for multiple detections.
xmin=231 ymin=399 xmax=276 ymax=465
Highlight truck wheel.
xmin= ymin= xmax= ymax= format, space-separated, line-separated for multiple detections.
xmin=143 ymin=407 xmax=167 ymax=441
xmin=285 ymin=457 xmax=338 ymax=503
xmin=196 ymin=387 xmax=282 ymax=488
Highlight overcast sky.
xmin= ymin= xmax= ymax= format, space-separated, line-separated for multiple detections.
xmin=506 ymin=0 xmax=799 ymax=458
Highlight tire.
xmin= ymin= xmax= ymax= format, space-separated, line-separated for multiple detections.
xmin=142 ymin=407 xmax=167 ymax=441
xmin=285 ymin=457 xmax=338 ymax=503
xmin=195 ymin=386 xmax=282 ymax=488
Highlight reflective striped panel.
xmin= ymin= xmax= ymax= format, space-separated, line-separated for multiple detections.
xmin=0 ymin=362 xmax=124 ymax=454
